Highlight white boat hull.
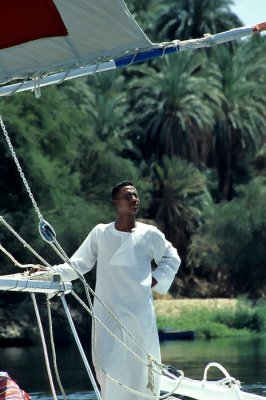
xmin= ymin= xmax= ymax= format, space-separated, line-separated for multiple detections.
xmin=161 ymin=375 xmax=266 ymax=400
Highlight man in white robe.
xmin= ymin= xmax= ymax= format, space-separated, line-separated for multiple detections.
xmin=54 ymin=181 xmax=181 ymax=400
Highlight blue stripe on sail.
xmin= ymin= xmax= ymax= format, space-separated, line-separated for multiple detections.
xmin=115 ymin=45 xmax=178 ymax=68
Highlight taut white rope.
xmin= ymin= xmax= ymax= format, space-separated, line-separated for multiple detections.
xmin=59 ymin=293 xmax=102 ymax=400
xmin=31 ymin=293 xmax=57 ymax=400
xmin=0 ymin=216 xmax=53 ymax=270
xmin=46 ymin=296 xmax=68 ymax=400
xmin=70 ymin=290 xmax=185 ymax=399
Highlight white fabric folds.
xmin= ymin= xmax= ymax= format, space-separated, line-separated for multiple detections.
xmin=54 ymin=221 xmax=181 ymax=400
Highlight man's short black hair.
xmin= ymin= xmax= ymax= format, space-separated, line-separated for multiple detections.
xmin=112 ymin=181 xmax=134 ymax=199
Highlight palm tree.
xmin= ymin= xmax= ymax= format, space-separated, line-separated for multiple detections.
xmin=129 ymin=51 xmax=223 ymax=164
xmin=155 ymin=0 xmax=243 ymax=42
xmin=66 ymin=71 xmax=130 ymax=142
xmin=63 ymin=71 xmax=141 ymax=201
xmin=64 ymin=70 xmax=135 ymax=169
xmin=151 ymin=155 xmax=212 ymax=256
xmin=212 ymin=37 xmax=266 ymax=199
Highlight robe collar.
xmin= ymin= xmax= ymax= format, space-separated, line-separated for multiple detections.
xmin=109 ymin=222 xmax=138 ymax=266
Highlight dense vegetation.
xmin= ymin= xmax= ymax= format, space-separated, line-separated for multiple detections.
xmin=0 ymin=0 xmax=265 ymax=324
xmin=155 ymin=298 xmax=266 ymax=339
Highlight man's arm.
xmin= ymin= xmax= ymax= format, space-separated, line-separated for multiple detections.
xmin=53 ymin=225 xmax=99 ymax=282
xmin=151 ymin=228 xmax=181 ymax=294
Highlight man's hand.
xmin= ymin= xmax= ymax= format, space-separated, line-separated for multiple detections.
xmin=29 ymin=265 xmax=48 ymax=275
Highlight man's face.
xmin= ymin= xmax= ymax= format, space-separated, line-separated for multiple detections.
xmin=113 ymin=185 xmax=140 ymax=215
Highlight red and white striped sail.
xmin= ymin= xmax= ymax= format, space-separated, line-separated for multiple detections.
xmin=0 ymin=1 xmax=265 ymax=95
xmin=0 ymin=0 xmax=152 ymax=84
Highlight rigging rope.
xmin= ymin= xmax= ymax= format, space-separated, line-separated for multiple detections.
xmin=0 ymin=66 xmax=255 ymax=398
xmin=0 ymin=113 xmax=164 ymax=375
xmin=70 ymin=290 xmax=186 ymax=399
xmin=46 ymin=296 xmax=68 ymax=400
xmin=61 ymin=292 xmax=184 ymax=400
xmin=31 ymin=293 xmax=57 ymax=400
xmin=59 ymin=293 xmax=102 ymax=400
xmin=0 ymin=216 xmax=53 ymax=270
xmin=0 ymin=242 xmax=39 ymax=269
xmin=0 ymin=215 xmax=246 ymax=400
xmin=0 ymin=114 xmax=59 ymax=245
xmin=0 ymin=114 xmax=193 ymax=399
xmin=0 ymin=115 xmax=43 ymax=222
xmin=0 ymin=213 xmax=183 ymax=398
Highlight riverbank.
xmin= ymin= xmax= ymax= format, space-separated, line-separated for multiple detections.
xmin=154 ymin=297 xmax=266 ymax=339
xmin=1 ymin=297 xmax=266 ymax=346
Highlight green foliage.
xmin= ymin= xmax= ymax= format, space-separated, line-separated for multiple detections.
xmin=155 ymin=0 xmax=242 ymax=41
xmin=0 ymin=89 xmax=83 ymax=272
xmin=78 ymin=134 xmax=151 ymax=206
xmin=0 ymin=88 xmax=84 ymax=249
xmin=188 ymin=177 xmax=266 ymax=296
xmin=157 ymin=314 xmax=243 ymax=339
xmin=157 ymin=299 xmax=266 ymax=339
xmin=0 ymin=0 xmax=265 ymax=305
xmin=0 ymin=0 xmax=266 ymax=347
xmin=212 ymin=37 xmax=266 ymax=199
xmin=216 ymin=299 xmax=266 ymax=333
xmin=129 ymin=53 xmax=223 ymax=163
xmin=150 ymin=156 xmax=212 ymax=258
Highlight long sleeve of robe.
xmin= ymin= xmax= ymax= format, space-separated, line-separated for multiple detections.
xmin=53 ymin=221 xmax=181 ymax=400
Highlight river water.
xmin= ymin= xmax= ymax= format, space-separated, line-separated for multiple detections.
xmin=1 ymin=336 xmax=266 ymax=399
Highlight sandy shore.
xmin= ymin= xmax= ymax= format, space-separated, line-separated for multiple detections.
xmin=154 ymin=298 xmax=238 ymax=317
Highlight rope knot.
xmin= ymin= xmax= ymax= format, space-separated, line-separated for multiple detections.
xmin=146 ymin=354 xmax=156 ymax=395
xmin=204 ymin=33 xmax=217 ymax=46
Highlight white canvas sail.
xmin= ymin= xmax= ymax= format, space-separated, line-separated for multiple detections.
xmin=0 ymin=0 xmax=152 ymax=84
xmin=0 ymin=1 xmax=265 ymax=95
